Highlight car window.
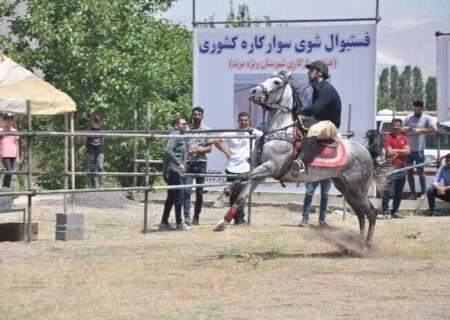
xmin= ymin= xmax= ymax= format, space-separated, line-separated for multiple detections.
xmin=379 ymin=122 xmax=391 ymax=134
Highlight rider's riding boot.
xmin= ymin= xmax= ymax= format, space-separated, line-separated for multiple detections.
xmin=291 ymin=136 xmax=322 ymax=172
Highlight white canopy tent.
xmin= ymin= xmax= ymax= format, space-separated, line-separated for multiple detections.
xmin=0 ymin=54 xmax=76 ymax=115
xmin=0 ymin=54 xmax=77 ymax=237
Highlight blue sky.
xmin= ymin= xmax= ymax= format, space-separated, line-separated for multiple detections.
xmin=160 ymin=0 xmax=450 ymax=24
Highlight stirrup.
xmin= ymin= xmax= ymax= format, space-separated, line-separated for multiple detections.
xmin=291 ymin=159 xmax=306 ymax=173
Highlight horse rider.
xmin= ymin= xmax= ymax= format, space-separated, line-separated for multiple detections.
xmin=292 ymin=60 xmax=342 ymax=172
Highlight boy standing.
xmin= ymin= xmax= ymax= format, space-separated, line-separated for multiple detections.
xmin=83 ymin=115 xmax=104 ymax=188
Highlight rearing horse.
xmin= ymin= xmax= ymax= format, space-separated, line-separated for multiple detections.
xmin=214 ymin=70 xmax=386 ymax=250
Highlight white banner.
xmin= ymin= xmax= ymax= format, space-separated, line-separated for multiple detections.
xmin=193 ymin=24 xmax=377 ymax=179
xmin=437 ymin=34 xmax=450 ymax=121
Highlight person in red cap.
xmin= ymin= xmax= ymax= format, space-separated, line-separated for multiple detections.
xmin=292 ymin=60 xmax=342 ymax=172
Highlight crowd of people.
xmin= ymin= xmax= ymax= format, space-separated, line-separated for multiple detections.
xmin=0 ymin=62 xmax=448 ymax=230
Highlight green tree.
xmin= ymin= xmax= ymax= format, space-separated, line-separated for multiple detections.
xmin=1 ymin=0 xmax=192 ymax=188
xmin=377 ymin=67 xmax=390 ymax=111
xmin=412 ymin=66 xmax=424 ymax=102
xmin=389 ymin=65 xmax=399 ymax=113
xmin=425 ymin=76 xmax=437 ymax=111
xmin=226 ymin=0 xmax=251 ymax=27
xmin=397 ymin=65 xmax=412 ymax=111
xmin=225 ymin=0 xmax=272 ymax=27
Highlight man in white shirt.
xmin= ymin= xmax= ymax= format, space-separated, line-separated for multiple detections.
xmin=214 ymin=112 xmax=262 ymax=224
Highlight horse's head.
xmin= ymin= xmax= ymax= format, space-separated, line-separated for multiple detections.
xmin=248 ymin=70 xmax=293 ymax=107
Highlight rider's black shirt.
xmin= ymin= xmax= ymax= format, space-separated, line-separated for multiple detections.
xmin=302 ymin=81 xmax=342 ymax=129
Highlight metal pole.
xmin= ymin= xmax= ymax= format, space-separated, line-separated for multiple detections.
xmin=247 ymin=101 xmax=253 ymax=224
xmin=343 ymin=104 xmax=352 ymax=220
xmin=193 ymin=17 xmax=380 ymax=27
xmin=192 ymin=0 xmax=196 ymax=27
xmin=436 ymin=123 xmax=441 ymax=168
xmin=26 ymin=101 xmax=33 ymax=242
xmin=0 ymin=182 xmax=237 ymax=198
xmin=143 ymin=102 xmax=151 ymax=233
xmin=0 ymin=130 xmax=257 ymax=139
xmin=375 ymin=0 xmax=380 ymax=23
xmin=70 ymin=112 xmax=75 ymax=212
xmin=64 ymin=114 xmax=68 ymax=213
xmin=132 ymin=110 xmax=138 ymax=199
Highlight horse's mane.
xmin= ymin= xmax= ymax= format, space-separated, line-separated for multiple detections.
xmin=290 ymin=83 xmax=303 ymax=120
xmin=365 ymin=129 xmax=390 ymax=189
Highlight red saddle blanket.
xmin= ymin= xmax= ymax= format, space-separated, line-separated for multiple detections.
xmin=309 ymin=139 xmax=347 ymax=168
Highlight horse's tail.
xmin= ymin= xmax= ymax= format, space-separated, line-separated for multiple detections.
xmin=365 ymin=129 xmax=390 ymax=189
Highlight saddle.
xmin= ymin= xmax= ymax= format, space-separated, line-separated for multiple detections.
xmin=309 ymin=139 xmax=347 ymax=168
xmin=292 ymin=123 xmax=346 ymax=169
xmin=320 ymin=138 xmax=338 ymax=148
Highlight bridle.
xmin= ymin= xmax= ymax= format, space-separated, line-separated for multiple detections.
xmin=255 ymin=74 xmax=292 ymax=113
xmin=253 ymin=74 xmax=306 ymax=136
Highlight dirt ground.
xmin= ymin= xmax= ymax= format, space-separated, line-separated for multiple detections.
xmin=0 ymin=192 xmax=449 ymax=320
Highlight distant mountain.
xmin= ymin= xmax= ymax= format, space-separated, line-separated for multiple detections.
xmin=377 ymin=15 xmax=450 ymax=79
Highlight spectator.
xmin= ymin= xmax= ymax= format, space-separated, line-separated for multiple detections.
xmin=299 ymin=179 xmax=332 ymax=227
xmin=159 ymin=116 xmax=191 ymax=231
xmin=403 ymin=100 xmax=437 ymax=199
xmin=382 ymin=118 xmax=411 ymax=219
xmin=83 ymin=114 xmax=105 ymax=189
xmin=214 ymin=112 xmax=262 ymax=224
xmin=184 ymin=107 xmax=213 ymax=225
xmin=426 ymin=153 xmax=450 ymax=216
xmin=0 ymin=113 xmax=19 ymax=189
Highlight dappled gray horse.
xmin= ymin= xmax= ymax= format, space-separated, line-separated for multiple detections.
xmin=214 ymin=70 xmax=386 ymax=250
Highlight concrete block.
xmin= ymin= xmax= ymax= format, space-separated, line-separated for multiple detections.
xmin=0 ymin=186 xmax=13 ymax=210
xmin=56 ymin=213 xmax=84 ymax=226
xmin=55 ymin=226 xmax=84 ymax=241
xmin=55 ymin=213 xmax=85 ymax=241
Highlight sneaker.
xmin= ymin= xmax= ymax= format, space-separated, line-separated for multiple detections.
xmin=175 ymin=223 xmax=191 ymax=231
xmin=420 ymin=194 xmax=427 ymax=200
xmin=430 ymin=210 xmax=442 ymax=217
xmin=319 ymin=219 xmax=329 ymax=228
xmin=407 ymin=194 xmax=417 ymax=200
xmin=391 ymin=212 xmax=405 ymax=219
xmin=382 ymin=214 xmax=389 ymax=220
xmin=158 ymin=223 xmax=174 ymax=231
xmin=298 ymin=217 xmax=309 ymax=227
xmin=184 ymin=216 xmax=191 ymax=226
xmin=291 ymin=159 xmax=306 ymax=172
xmin=192 ymin=216 xmax=199 ymax=225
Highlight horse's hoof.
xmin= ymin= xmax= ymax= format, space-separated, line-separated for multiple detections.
xmin=213 ymin=219 xmax=227 ymax=232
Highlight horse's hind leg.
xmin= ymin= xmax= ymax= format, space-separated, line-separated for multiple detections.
xmin=332 ymin=178 xmax=366 ymax=237
xmin=332 ymin=177 xmax=376 ymax=249
xmin=365 ymin=202 xmax=378 ymax=249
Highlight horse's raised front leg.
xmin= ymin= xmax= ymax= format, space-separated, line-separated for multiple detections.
xmin=214 ymin=162 xmax=275 ymax=231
